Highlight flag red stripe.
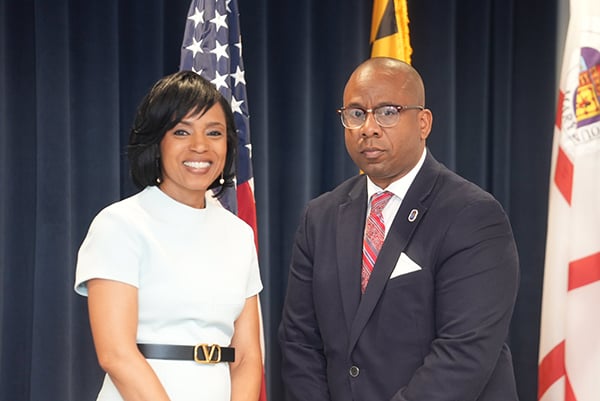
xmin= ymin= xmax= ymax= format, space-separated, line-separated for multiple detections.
xmin=538 ymin=341 xmax=566 ymax=399
xmin=236 ymin=182 xmax=265 ymax=400
xmin=236 ymin=181 xmax=258 ymax=250
xmin=568 ymin=252 xmax=600 ymax=291
xmin=259 ymin=372 xmax=268 ymax=401
xmin=565 ymin=372 xmax=578 ymax=401
xmin=236 ymin=183 xmax=264 ymax=401
xmin=554 ymin=146 xmax=574 ymax=205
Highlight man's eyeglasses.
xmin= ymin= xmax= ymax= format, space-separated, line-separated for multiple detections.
xmin=336 ymin=105 xmax=424 ymax=129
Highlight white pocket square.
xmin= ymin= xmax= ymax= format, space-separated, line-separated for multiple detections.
xmin=390 ymin=252 xmax=422 ymax=278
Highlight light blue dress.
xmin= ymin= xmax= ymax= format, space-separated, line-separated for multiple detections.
xmin=75 ymin=186 xmax=262 ymax=401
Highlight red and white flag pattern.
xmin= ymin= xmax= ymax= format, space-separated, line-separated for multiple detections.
xmin=538 ymin=1 xmax=600 ymax=400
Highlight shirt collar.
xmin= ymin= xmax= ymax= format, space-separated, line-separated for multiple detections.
xmin=366 ymin=147 xmax=427 ymax=201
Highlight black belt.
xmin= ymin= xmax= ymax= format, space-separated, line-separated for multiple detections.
xmin=137 ymin=343 xmax=235 ymax=363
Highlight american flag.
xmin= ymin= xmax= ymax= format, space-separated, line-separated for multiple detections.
xmin=180 ymin=1 xmax=266 ymax=400
xmin=180 ymin=0 xmax=258 ymax=248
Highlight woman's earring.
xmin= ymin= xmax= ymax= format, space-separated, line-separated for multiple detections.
xmin=155 ymin=155 xmax=161 ymax=185
xmin=219 ymin=173 xmax=225 ymax=185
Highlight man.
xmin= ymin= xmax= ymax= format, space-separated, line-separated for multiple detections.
xmin=278 ymin=57 xmax=520 ymax=401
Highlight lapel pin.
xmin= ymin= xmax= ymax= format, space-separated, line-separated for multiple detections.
xmin=408 ymin=209 xmax=418 ymax=222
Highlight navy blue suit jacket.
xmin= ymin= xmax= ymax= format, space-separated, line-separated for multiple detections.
xmin=279 ymin=151 xmax=520 ymax=401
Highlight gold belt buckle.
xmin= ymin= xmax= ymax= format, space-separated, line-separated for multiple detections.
xmin=194 ymin=344 xmax=221 ymax=364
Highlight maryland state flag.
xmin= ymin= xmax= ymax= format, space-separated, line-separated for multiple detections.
xmin=370 ymin=0 xmax=412 ymax=63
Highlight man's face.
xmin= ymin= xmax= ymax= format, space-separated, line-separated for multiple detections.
xmin=342 ymin=67 xmax=431 ymax=189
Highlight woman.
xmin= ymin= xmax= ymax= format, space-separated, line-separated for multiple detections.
xmin=74 ymin=71 xmax=263 ymax=401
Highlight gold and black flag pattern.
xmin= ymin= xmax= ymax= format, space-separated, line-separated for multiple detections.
xmin=370 ymin=0 xmax=412 ymax=63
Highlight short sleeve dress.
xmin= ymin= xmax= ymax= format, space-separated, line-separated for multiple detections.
xmin=74 ymin=186 xmax=263 ymax=401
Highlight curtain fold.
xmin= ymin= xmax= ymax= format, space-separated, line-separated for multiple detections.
xmin=1 ymin=1 xmax=559 ymax=400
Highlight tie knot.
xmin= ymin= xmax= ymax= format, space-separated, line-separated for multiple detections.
xmin=370 ymin=191 xmax=393 ymax=215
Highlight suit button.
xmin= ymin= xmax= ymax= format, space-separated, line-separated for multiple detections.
xmin=349 ymin=365 xmax=360 ymax=377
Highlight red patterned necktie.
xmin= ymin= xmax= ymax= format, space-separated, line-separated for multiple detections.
xmin=361 ymin=191 xmax=393 ymax=294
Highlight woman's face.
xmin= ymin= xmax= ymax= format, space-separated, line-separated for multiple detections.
xmin=158 ymin=104 xmax=227 ymax=208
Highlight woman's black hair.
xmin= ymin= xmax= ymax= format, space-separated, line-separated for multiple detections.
xmin=127 ymin=70 xmax=237 ymax=198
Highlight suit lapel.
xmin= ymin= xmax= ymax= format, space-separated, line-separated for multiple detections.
xmin=337 ymin=178 xmax=368 ymax=333
xmin=347 ymin=152 xmax=441 ymax=355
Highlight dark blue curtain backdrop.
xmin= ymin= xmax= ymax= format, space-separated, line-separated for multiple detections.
xmin=0 ymin=0 xmax=560 ymax=400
